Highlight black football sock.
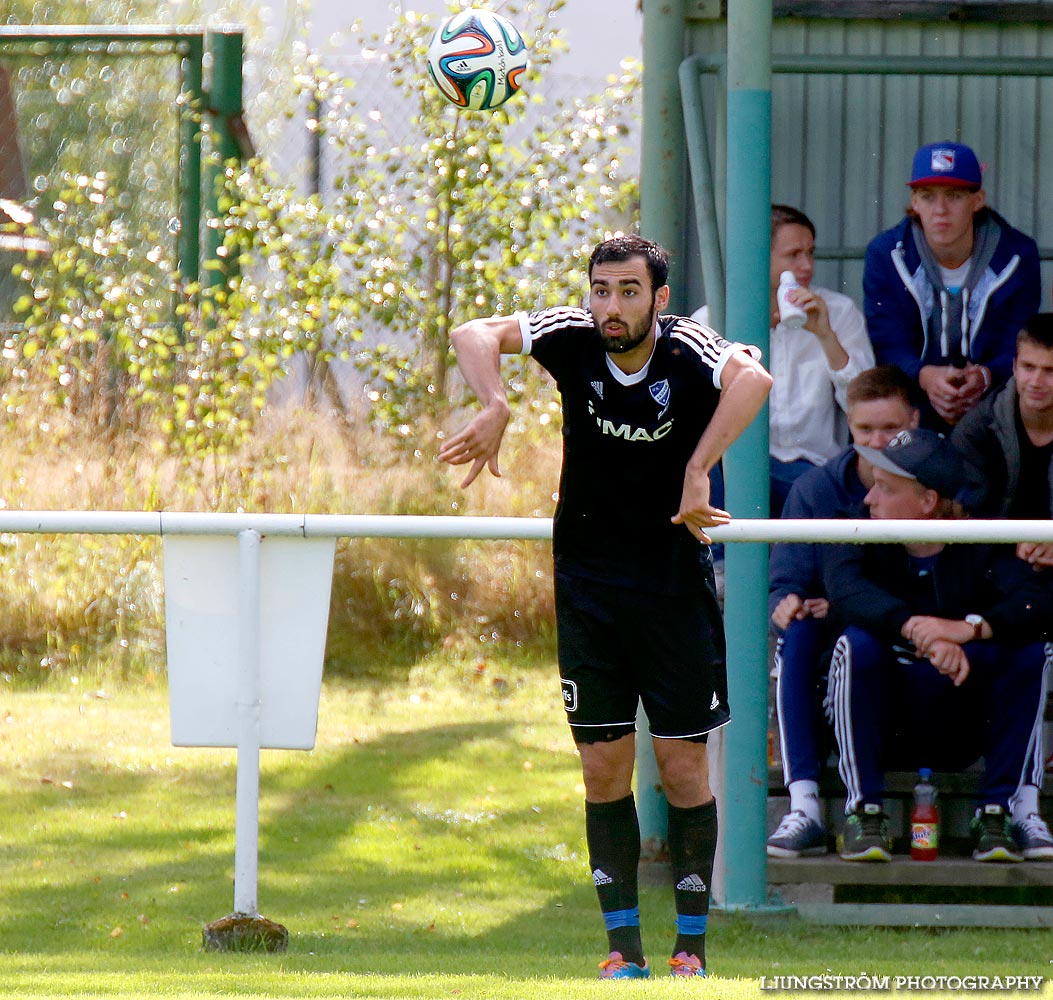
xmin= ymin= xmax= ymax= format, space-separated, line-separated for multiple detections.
xmin=667 ymin=798 xmax=717 ymax=968
xmin=585 ymin=793 xmax=643 ymax=965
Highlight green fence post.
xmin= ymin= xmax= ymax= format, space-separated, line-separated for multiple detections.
xmin=203 ymin=28 xmax=245 ymax=289
xmin=179 ymin=33 xmax=204 ymax=287
xmin=722 ymin=0 xmax=776 ymax=911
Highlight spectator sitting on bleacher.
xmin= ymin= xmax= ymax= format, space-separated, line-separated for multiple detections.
xmin=694 ymin=204 xmax=874 ymax=516
xmin=863 ymin=141 xmax=1041 ymax=433
xmin=952 ymin=313 xmax=1053 ymax=568
xmin=823 ymin=429 xmax=1053 ymax=864
xmin=766 ymin=366 xmax=919 ymax=859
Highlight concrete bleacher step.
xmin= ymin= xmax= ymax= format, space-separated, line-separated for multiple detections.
xmin=769 ymin=854 xmax=1053 ymax=889
xmin=765 ymin=765 xmax=1053 ymax=924
xmin=789 ymin=903 xmax=1053 ymax=928
xmin=769 ymin=856 xmax=1053 ymax=926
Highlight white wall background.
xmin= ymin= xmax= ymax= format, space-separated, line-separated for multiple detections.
xmin=306 ymin=1 xmax=643 ymax=80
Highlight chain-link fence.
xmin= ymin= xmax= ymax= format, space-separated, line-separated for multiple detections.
xmin=0 ymin=37 xmax=186 ymax=332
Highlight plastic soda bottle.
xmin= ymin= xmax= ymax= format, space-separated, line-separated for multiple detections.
xmin=910 ymin=768 xmax=939 ymax=861
xmin=776 ymin=271 xmax=808 ymax=329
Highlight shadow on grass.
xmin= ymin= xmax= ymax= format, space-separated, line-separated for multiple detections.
xmin=0 ymin=713 xmax=614 ymax=972
xmin=4 ymin=708 xmax=1050 ymax=984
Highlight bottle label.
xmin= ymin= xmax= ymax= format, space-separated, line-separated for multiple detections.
xmin=911 ymin=822 xmax=938 ymax=849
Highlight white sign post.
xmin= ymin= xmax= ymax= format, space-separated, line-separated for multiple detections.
xmin=163 ymin=530 xmax=336 ymax=950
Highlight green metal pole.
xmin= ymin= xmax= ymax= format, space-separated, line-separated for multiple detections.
xmin=637 ymin=0 xmax=688 ymax=856
xmin=204 ymin=29 xmax=245 ymax=289
xmin=640 ymin=0 xmax=688 ymax=314
xmin=722 ymin=0 xmax=773 ymax=910
xmin=679 ymin=54 xmax=725 ymax=333
xmin=179 ymin=35 xmax=204 ymax=287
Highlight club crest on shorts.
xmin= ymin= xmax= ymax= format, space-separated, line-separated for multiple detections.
xmin=649 ymin=379 xmax=670 ymax=408
xmin=561 ymin=679 xmax=578 ymax=712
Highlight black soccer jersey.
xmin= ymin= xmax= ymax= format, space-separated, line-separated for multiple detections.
xmin=522 ymin=307 xmax=742 ymax=595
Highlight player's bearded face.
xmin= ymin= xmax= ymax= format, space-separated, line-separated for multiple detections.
xmin=595 ymin=291 xmax=658 ymax=354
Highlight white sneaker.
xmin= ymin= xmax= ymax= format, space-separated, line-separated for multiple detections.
xmin=1010 ymin=813 xmax=1053 ymax=861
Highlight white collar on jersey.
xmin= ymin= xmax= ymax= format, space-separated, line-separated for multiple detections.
xmin=604 ymin=319 xmax=660 ymax=385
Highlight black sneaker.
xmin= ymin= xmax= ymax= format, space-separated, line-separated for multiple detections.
xmin=971 ymin=804 xmax=1023 ymax=862
xmin=837 ymin=803 xmax=892 ymax=862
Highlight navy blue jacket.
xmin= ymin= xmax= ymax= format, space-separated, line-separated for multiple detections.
xmin=768 ymin=447 xmax=867 ymax=622
xmin=863 ymin=210 xmax=1040 ymax=387
xmin=822 ymin=540 xmax=1053 ymax=646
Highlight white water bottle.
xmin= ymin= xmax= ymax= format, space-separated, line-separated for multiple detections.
xmin=776 ymin=270 xmax=807 ymax=329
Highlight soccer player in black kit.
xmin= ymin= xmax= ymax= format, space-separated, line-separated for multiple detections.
xmin=439 ymin=236 xmax=771 ymax=979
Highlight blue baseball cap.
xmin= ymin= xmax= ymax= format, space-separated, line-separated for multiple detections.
xmin=908 ymin=141 xmax=983 ymax=189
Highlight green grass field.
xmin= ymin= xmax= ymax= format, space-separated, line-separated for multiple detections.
xmin=2 ymin=655 xmax=1051 ymax=999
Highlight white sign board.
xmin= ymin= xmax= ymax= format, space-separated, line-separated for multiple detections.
xmin=163 ymin=535 xmax=336 ymax=749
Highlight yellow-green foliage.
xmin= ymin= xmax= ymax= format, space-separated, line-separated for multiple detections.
xmin=0 ymin=386 xmax=561 ymax=687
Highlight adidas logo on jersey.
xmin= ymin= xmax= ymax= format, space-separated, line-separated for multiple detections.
xmin=591 ymin=380 xmax=604 ymax=400
xmin=675 ymin=873 xmax=707 ymax=893
xmin=592 ymin=868 xmax=613 ymax=886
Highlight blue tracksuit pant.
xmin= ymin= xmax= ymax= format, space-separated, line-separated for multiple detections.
xmin=775 ymin=616 xmax=833 ymax=786
xmin=827 ymin=626 xmax=1049 ymax=814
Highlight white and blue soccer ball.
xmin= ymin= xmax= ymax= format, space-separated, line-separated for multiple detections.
xmin=426 ymin=9 xmax=528 ymax=111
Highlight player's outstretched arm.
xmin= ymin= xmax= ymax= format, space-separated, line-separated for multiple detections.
xmin=439 ymin=316 xmax=522 ymax=487
xmin=672 ymin=350 xmax=772 ymax=542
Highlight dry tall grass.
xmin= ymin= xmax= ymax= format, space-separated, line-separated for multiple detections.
xmin=0 ymin=392 xmax=562 ymax=686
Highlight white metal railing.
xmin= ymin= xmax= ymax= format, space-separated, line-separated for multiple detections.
xmin=3 ymin=510 xmax=1053 ymax=543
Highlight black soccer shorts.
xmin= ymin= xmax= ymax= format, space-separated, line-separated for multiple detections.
xmin=554 ymin=569 xmax=730 ymax=744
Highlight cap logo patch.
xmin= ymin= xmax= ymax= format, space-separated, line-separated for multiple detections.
xmin=887 ymin=429 xmax=914 ymax=450
xmin=931 ymin=148 xmax=956 ymax=173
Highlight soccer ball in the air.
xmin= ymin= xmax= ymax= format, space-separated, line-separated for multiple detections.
xmin=426 ymin=9 xmax=528 ymax=111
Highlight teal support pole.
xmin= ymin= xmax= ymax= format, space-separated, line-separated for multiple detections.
xmin=722 ymin=0 xmax=773 ymax=910
xmin=640 ymin=0 xmax=688 ymax=314
xmin=637 ymin=0 xmax=688 ymax=856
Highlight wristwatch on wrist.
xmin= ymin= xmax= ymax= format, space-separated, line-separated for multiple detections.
xmin=965 ymin=614 xmax=985 ymax=641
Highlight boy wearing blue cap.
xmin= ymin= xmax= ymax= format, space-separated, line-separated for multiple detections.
xmin=863 ymin=141 xmax=1041 ymax=432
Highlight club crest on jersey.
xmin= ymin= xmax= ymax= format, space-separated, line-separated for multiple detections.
xmin=649 ymin=379 xmax=670 ymax=408
xmin=591 ymin=380 xmax=604 ymax=400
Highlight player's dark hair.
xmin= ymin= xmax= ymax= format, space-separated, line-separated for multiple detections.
xmin=771 ymin=204 xmax=815 ymax=239
xmin=589 ymin=235 xmax=670 ymax=292
xmin=1017 ymin=313 xmax=1053 ymax=353
xmin=846 ymin=364 xmax=919 ymax=412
